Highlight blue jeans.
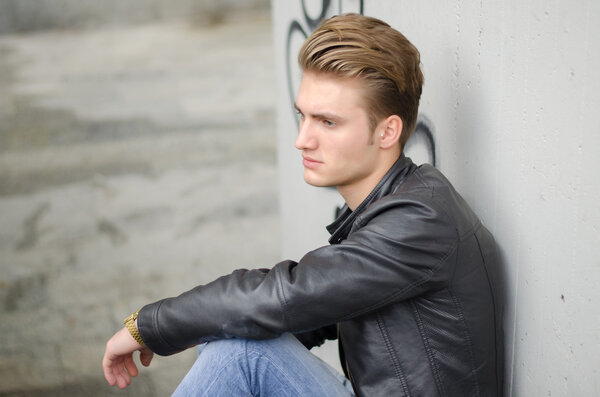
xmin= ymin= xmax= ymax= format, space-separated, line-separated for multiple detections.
xmin=171 ymin=333 xmax=355 ymax=396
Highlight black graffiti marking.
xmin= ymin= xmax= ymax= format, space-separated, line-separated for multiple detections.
xmin=301 ymin=0 xmax=331 ymax=30
xmin=285 ymin=20 xmax=307 ymax=124
xmin=407 ymin=116 xmax=437 ymax=167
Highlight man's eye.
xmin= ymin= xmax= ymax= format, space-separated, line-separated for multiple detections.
xmin=323 ymin=120 xmax=336 ymax=127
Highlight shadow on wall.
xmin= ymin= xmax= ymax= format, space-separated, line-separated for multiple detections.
xmin=284 ymin=0 xmax=437 ymax=167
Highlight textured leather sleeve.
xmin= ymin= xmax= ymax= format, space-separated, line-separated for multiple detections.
xmin=137 ymin=193 xmax=457 ymax=356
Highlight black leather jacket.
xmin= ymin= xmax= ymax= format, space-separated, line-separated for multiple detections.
xmin=138 ymin=155 xmax=504 ymax=396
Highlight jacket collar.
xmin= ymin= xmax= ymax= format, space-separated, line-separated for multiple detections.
xmin=326 ymin=154 xmax=414 ymax=244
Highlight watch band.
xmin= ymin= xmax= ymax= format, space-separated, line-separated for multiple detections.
xmin=123 ymin=309 xmax=145 ymax=347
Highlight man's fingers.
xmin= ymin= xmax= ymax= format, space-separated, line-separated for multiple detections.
xmin=115 ymin=369 xmax=131 ymax=389
xmin=103 ymin=368 xmax=116 ymax=386
xmin=102 ymin=327 xmax=148 ymax=389
xmin=140 ymin=349 xmax=154 ymax=367
xmin=124 ymin=355 xmax=139 ymax=378
xmin=102 ymin=353 xmax=118 ymax=386
xmin=102 ymin=351 xmax=135 ymax=389
xmin=115 ymin=359 xmax=133 ymax=389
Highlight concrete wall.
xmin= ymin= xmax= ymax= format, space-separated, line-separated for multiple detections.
xmin=0 ymin=13 xmax=277 ymax=395
xmin=0 ymin=0 xmax=269 ymax=33
xmin=272 ymin=1 xmax=600 ymax=395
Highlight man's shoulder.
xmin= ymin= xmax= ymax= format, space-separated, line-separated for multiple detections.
xmin=407 ymin=163 xmax=452 ymax=187
xmin=363 ymin=165 xmax=454 ymax=220
xmin=389 ymin=163 xmax=481 ymax=234
xmin=388 ymin=163 xmax=455 ymax=200
xmin=368 ymin=163 xmax=476 ymax=226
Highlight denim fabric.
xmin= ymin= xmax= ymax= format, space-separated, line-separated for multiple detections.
xmin=171 ymin=333 xmax=354 ymax=396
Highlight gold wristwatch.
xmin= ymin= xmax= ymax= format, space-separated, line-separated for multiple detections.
xmin=123 ymin=309 xmax=145 ymax=347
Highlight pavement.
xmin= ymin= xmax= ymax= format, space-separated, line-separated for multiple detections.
xmin=0 ymin=11 xmax=280 ymax=396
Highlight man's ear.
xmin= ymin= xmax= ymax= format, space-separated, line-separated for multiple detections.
xmin=378 ymin=115 xmax=402 ymax=149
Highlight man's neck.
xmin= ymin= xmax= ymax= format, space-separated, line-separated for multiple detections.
xmin=338 ymin=155 xmax=400 ymax=211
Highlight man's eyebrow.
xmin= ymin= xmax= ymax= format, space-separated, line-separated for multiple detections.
xmin=293 ymin=103 xmax=342 ymax=120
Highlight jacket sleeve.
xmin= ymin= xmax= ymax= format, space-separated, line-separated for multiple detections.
xmin=137 ymin=195 xmax=458 ymax=356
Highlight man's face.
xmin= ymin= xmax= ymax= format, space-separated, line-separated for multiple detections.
xmin=294 ymin=71 xmax=380 ymax=195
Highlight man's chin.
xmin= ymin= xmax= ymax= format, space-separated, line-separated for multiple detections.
xmin=303 ymin=176 xmax=334 ymax=188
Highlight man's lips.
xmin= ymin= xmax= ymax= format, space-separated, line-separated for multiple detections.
xmin=302 ymin=155 xmax=322 ymax=168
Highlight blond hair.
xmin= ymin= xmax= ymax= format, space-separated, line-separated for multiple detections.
xmin=298 ymin=14 xmax=424 ymax=150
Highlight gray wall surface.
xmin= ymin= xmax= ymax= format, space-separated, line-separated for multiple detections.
xmin=0 ymin=0 xmax=269 ymax=33
xmin=272 ymin=0 xmax=600 ymax=395
xmin=0 ymin=7 xmax=277 ymax=396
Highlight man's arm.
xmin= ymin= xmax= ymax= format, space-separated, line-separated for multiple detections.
xmin=136 ymin=196 xmax=457 ymax=356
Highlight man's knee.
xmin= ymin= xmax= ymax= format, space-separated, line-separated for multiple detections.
xmin=199 ymin=337 xmax=248 ymax=365
xmin=201 ymin=334 xmax=300 ymax=359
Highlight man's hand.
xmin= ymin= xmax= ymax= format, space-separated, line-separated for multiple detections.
xmin=102 ymin=325 xmax=154 ymax=389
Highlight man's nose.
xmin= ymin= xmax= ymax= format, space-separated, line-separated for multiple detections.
xmin=295 ymin=119 xmax=317 ymax=150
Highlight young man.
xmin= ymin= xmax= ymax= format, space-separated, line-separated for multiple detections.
xmin=103 ymin=14 xmax=504 ymax=396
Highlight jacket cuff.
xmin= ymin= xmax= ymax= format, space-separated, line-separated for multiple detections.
xmin=137 ymin=300 xmax=184 ymax=356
